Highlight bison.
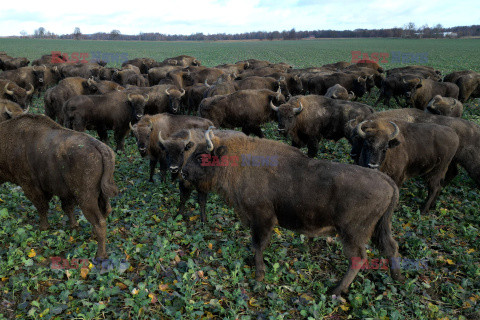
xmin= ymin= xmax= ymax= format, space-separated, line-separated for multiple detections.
xmin=355 ymin=119 xmax=459 ymax=212
xmin=325 ymin=84 xmax=355 ymax=100
xmin=0 ymin=114 xmax=118 ymax=259
xmin=129 ymin=114 xmax=213 ymax=183
xmin=272 ymin=95 xmax=373 ymax=157
xmin=199 ymin=88 xmax=286 ymax=138
xmin=64 ymin=91 xmax=149 ymax=151
xmin=403 ymin=78 xmax=459 ymax=110
xmin=426 ymin=95 xmax=463 ymax=118
xmin=0 ymin=80 xmax=34 ymax=108
xmin=180 ymin=127 xmax=402 ymax=296
xmin=0 ymin=99 xmax=28 ymax=122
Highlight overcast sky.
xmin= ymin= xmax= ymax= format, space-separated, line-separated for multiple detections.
xmin=0 ymin=0 xmax=478 ymax=36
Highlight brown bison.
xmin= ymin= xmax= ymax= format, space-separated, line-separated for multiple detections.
xmin=426 ymin=95 xmax=463 ymax=118
xmin=0 ymin=56 xmax=30 ymax=70
xmin=272 ymin=95 xmax=373 ymax=157
xmin=123 ymin=84 xmax=184 ymax=115
xmin=0 ymin=80 xmax=34 ymax=108
xmin=180 ymin=127 xmax=402 ymax=296
xmin=355 ymin=119 xmax=459 ymax=212
xmin=130 ymin=114 xmax=213 ymax=183
xmin=199 ymin=88 xmax=286 ymax=138
xmin=403 ymin=78 xmax=459 ymax=110
xmin=325 ymin=84 xmax=355 ymax=100
xmin=64 ymin=91 xmax=149 ymax=151
xmin=162 ymin=55 xmax=201 ymax=68
xmin=0 ymin=66 xmax=45 ymax=94
xmin=0 ymin=114 xmax=118 ymax=259
xmin=159 ymin=128 xmax=244 ymax=222
xmin=308 ymin=72 xmax=368 ymax=98
xmin=0 ymin=99 xmax=28 ymax=122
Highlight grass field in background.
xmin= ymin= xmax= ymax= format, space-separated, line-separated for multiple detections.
xmin=0 ymin=38 xmax=479 ymax=319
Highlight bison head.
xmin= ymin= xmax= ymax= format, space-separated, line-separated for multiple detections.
xmin=426 ymin=95 xmax=462 ymax=117
xmin=0 ymin=99 xmax=28 ymax=122
xmin=352 ymin=76 xmax=368 ymax=97
xmin=32 ymin=65 xmax=46 ymax=89
xmin=403 ymin=78 xmax=422 ymax=99
xmin=158 ymin=129 xmax=194 ymax=174
xmin=271 ymin=98 xmax=303 ymax=136
xmin=129 ymin=119 xmax=153 ymax=157
xmin=165 ymin=87 xmax=186 ymax=114
xmin=356 ymin=120 xmax=400 ymax=169
xmin=325 ymin=84 xmax=355 ymax=100
xmin=3 ymin=82 xmax=34 ymax=108
xmin=127 ymin=93 xmax=149 ymax=121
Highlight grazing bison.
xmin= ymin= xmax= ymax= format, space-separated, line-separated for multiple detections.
xmin=272 ymin=95 xmax=373 ymax=157
xmin=325 ymin=84 xmax=355 ymax=100
xmin=148 ymin=65 xmax=182 ymax=85
xmin=0 ymin=114 xmax=118 ymax=259
xmin=0 ymin=57 xmax=30 ymax=70
xmin=180 ymin=127 xmax=402 ymax=296
xmin=348 ymin=108 xmax=480 ymax=188
xmin=403 ymin=78 xmax=459 ymax=110
xmin=64 ymin=91 xmax=149 ymax=151
xmin=0 ymin=80 xmax=34 ymax=108
xmin=185 ymin=83 xmax=210 ymax=113
xmin=204 ymin=78 xmax=238 ymax=98
xmin=0 ymin=66 xmax=45 ymax=94
xmin=235 ymin=76 xmax=282 ymax=92
xmin=455 ymin=72 xmax=480 ymax=102
xmin=162 ymin=55 xmax=201 ymax=68
xmin=199 ymin=88 xmax=286 ymax=138
xmin=0 ymin=99 xmax=28 ymax=122
xmin=355 ymin=119 xmax=459 ymax=212
xmin=426 ymin=95 xmax=463 ymax=118
xmin=308 ymin=72 xmax=368 ymax=98
xmin=159 ymin=128 xmax=244 ymax=222
xmin=374 ymin=74 xmax=420 ymax=108
xmin=387 ymin=66 xmax=442 ymax=81
xmin=113 ymin=69 xmax=149 ymax=87
xmin=130 ymin=114 xmax=213 ymax=183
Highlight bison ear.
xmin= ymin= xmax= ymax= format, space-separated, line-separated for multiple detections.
xmin=214 ymin=146 xmax=228 ymax=157
xmin=185 ymin=141 xmax=194 ymax=151
xmin=388 ymin=139 xmax=400 ymax=149
xmin=416 ymin=82 xmax=423 ymax=89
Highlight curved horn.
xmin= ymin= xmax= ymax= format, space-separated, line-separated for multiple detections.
xmin=158 ymin=130 xmax=166 ymax=145
xmin=23 ymin=105 xmax=29 ymax=114
xmin=4 ymin=83 xmax=14 ymax=96
xmin=270 ymin=100 xmax=279 ymax=112
xmin=332 ymin=92 xmax=337 ymax=99
xmin=32 ymin=65 xmax=37 ymax=71
xmin=129 ymin=122 xmax=135 ymax=131
xmin=205 ymin=126 xmax=215 ymax=152
xmin=451 ymin=98 xmax=457 ymax=106
xmin=348 ymin=91 xmax=355 ymax=99
xmin=87 ymin=77 xmax=94 ymax=86
xmin=356 ymin=120 xmax=368 ymax=139
xmin=53 ymin=66 xmax=58 ymax=72
xmin=389 ymin=122 xmax=399 ymax=140
xmin=26 ymin=83 xmax=34 ymax=95
xmin=5 ymin=106 xmax=13 ymax=117
xmin=180 ymin=89 xmax=185 ymax=97
xmin=402 ymin=78 xmax=407 ymax=84
xmin=357 ymin=76 xmax=361 ymax=82
xmin=293 ymin=102 xmax=303 ymax=115
xmin=204 ymin=79 xmax=210 ymax=87
xmin=165 ymin=88 xmax=171 ymax=95
xmin=127 ymin=93 xmax=133 ymax=102
xmin=144 ymin=94 xmax=149 ymax=102
xmin=43 ymin=65 xmax=47 ymax=71
xmin=279 ymin=76 xmax=286 ymax=81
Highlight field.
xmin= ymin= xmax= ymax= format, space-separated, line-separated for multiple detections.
xmin=0 ymin=38 xmax=479 ymax=319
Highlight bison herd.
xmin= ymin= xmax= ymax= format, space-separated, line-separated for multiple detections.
xmin=1 ymin=51 xmax=480 ymax=296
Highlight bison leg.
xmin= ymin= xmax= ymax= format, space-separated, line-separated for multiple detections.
xmin=394 ymin=96 xmax=402 ymax=107
xmin=149 ymin=159 xmax=158 ymax=182
xmin=23 ymin=187 xmax=51 ymax=230
xmin=79 ymin=202 xmax=108 ymax=259
xmin=251 ymin=220 xmax=274 ymax=281
xmin=421 ymin=174 xmax=444 ymax=214
xmin=373 ymin=95 xmax=383 ymax=107
xmin=114 ymin=128 xmax=128 ymax=152
xmin=307 ymin=139 xmax=319 ymax=158
xmin=443 ymin=162 xmax=458 ymax=186
xmin=250 ymin=126 xmax=264 ymax=138
xmin=332 ymin=239 xmax=366 ymax=296
xmin=96 ymin=125 xmax=109 ymax=144
xmin=197 ymin=191 xmax=208 ymax=223
xmin=241 ymin=127 xmax=251 ymax=136
xmin=61 ymin=198 xmax=78 ymax=229
xmin=178 ymin=180 xmax=192 ymax=216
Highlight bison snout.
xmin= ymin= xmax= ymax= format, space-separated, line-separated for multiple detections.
xmin=136 ymin=114 xmax=143 ymax=120
xmin=170 ymin=166 xmax=179 ymax=173
xmin=368 ymin=163 xmax=380 ymax=169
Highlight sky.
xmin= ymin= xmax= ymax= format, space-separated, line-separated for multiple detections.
xmin=0 ymin=0 xmax=478 ymax=37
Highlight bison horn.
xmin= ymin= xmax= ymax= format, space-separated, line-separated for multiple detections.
xmin=270 ymin=100 xmax=279 ymax=112
xmin=43 ymin=65 xmax=47 ymax=71
xmin=4 ymin=106 xmax=13 ymax=117
xmin=348 ymin=91 xmax=355 ymax=99
xmin=158 ymin=130 xmax=166 ymax=145
xmin=205 ymin=126 xmax=215 ymax=152
xmin=53 ymin=66 xmax=58 ymax=72
xmin=165 ymin=88 xmax=171 ymax=95
xmin=26 ymin=83 xmax=34 ymax=95
xmin=23 ymin=105 xmax=29 ymax=113
xmin=32 ymin=65 xmax=37 ymax=71
xmin=451 ymin=99 xmax=457 ymax=106
xmin=4 ymin=83 xmax=14 ymax=95
xmin=402 ymin=78 xmax=407 ymax=84
xmin=87 ymin=77 xmax=94 ymax=86
xmin=293 ymin=102 xmax=303 ymax=115
xmin=357 ymin=76 xmax=361 ymax=82
xmin=184 ymin=130 xmax=192 ymax=145
xmin=144 ymin=94 xmax=149 ymax=102
xmin=180 ymin=89 xmax=185 ymax=97
xmin=356 ymin=120 xmax=368 ymax=139
xmin=389 ymin=122 xmax=400 ymax=140
xmin=127 ymin=93 xmax=133 ymax=102
xmin=332 ymin=92 xmax=337 ymax=99
xmin=279 ymin=76 xmax=286 ymax=81
xmin=129 ymin=122 xmax=135 ymax=131
xmin=204 ymin=79 xmax=210 ymax=87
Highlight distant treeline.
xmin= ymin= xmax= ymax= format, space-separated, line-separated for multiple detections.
xmin=15 ymin=24 xmax=480 ymax=41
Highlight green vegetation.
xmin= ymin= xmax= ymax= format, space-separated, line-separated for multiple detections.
xmin=0 ymin=38 xmax=479 ymax=319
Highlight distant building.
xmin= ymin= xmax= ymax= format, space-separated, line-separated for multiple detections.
xmin=443 ymin=32 xmax=458 ymax=38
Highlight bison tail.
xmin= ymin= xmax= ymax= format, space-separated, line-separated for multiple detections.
xmin=94 ymin=141 xmax=119 ymax=216
xmin=371 ymin=178 xmax=399 ymax=256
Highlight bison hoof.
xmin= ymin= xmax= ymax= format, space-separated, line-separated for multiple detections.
xmin=255 ymin=270 xmax=265 ymax=282
xmin=39 ymin=223 xmax=49 ymax=231
xmin=329 ymin=286 xmax=347 ymax=297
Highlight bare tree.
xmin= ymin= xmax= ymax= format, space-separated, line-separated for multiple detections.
xmin=74 ymin=27 xmax=82 ymax=40
xmin=110 ymin=30 xmax=121 ymax=40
